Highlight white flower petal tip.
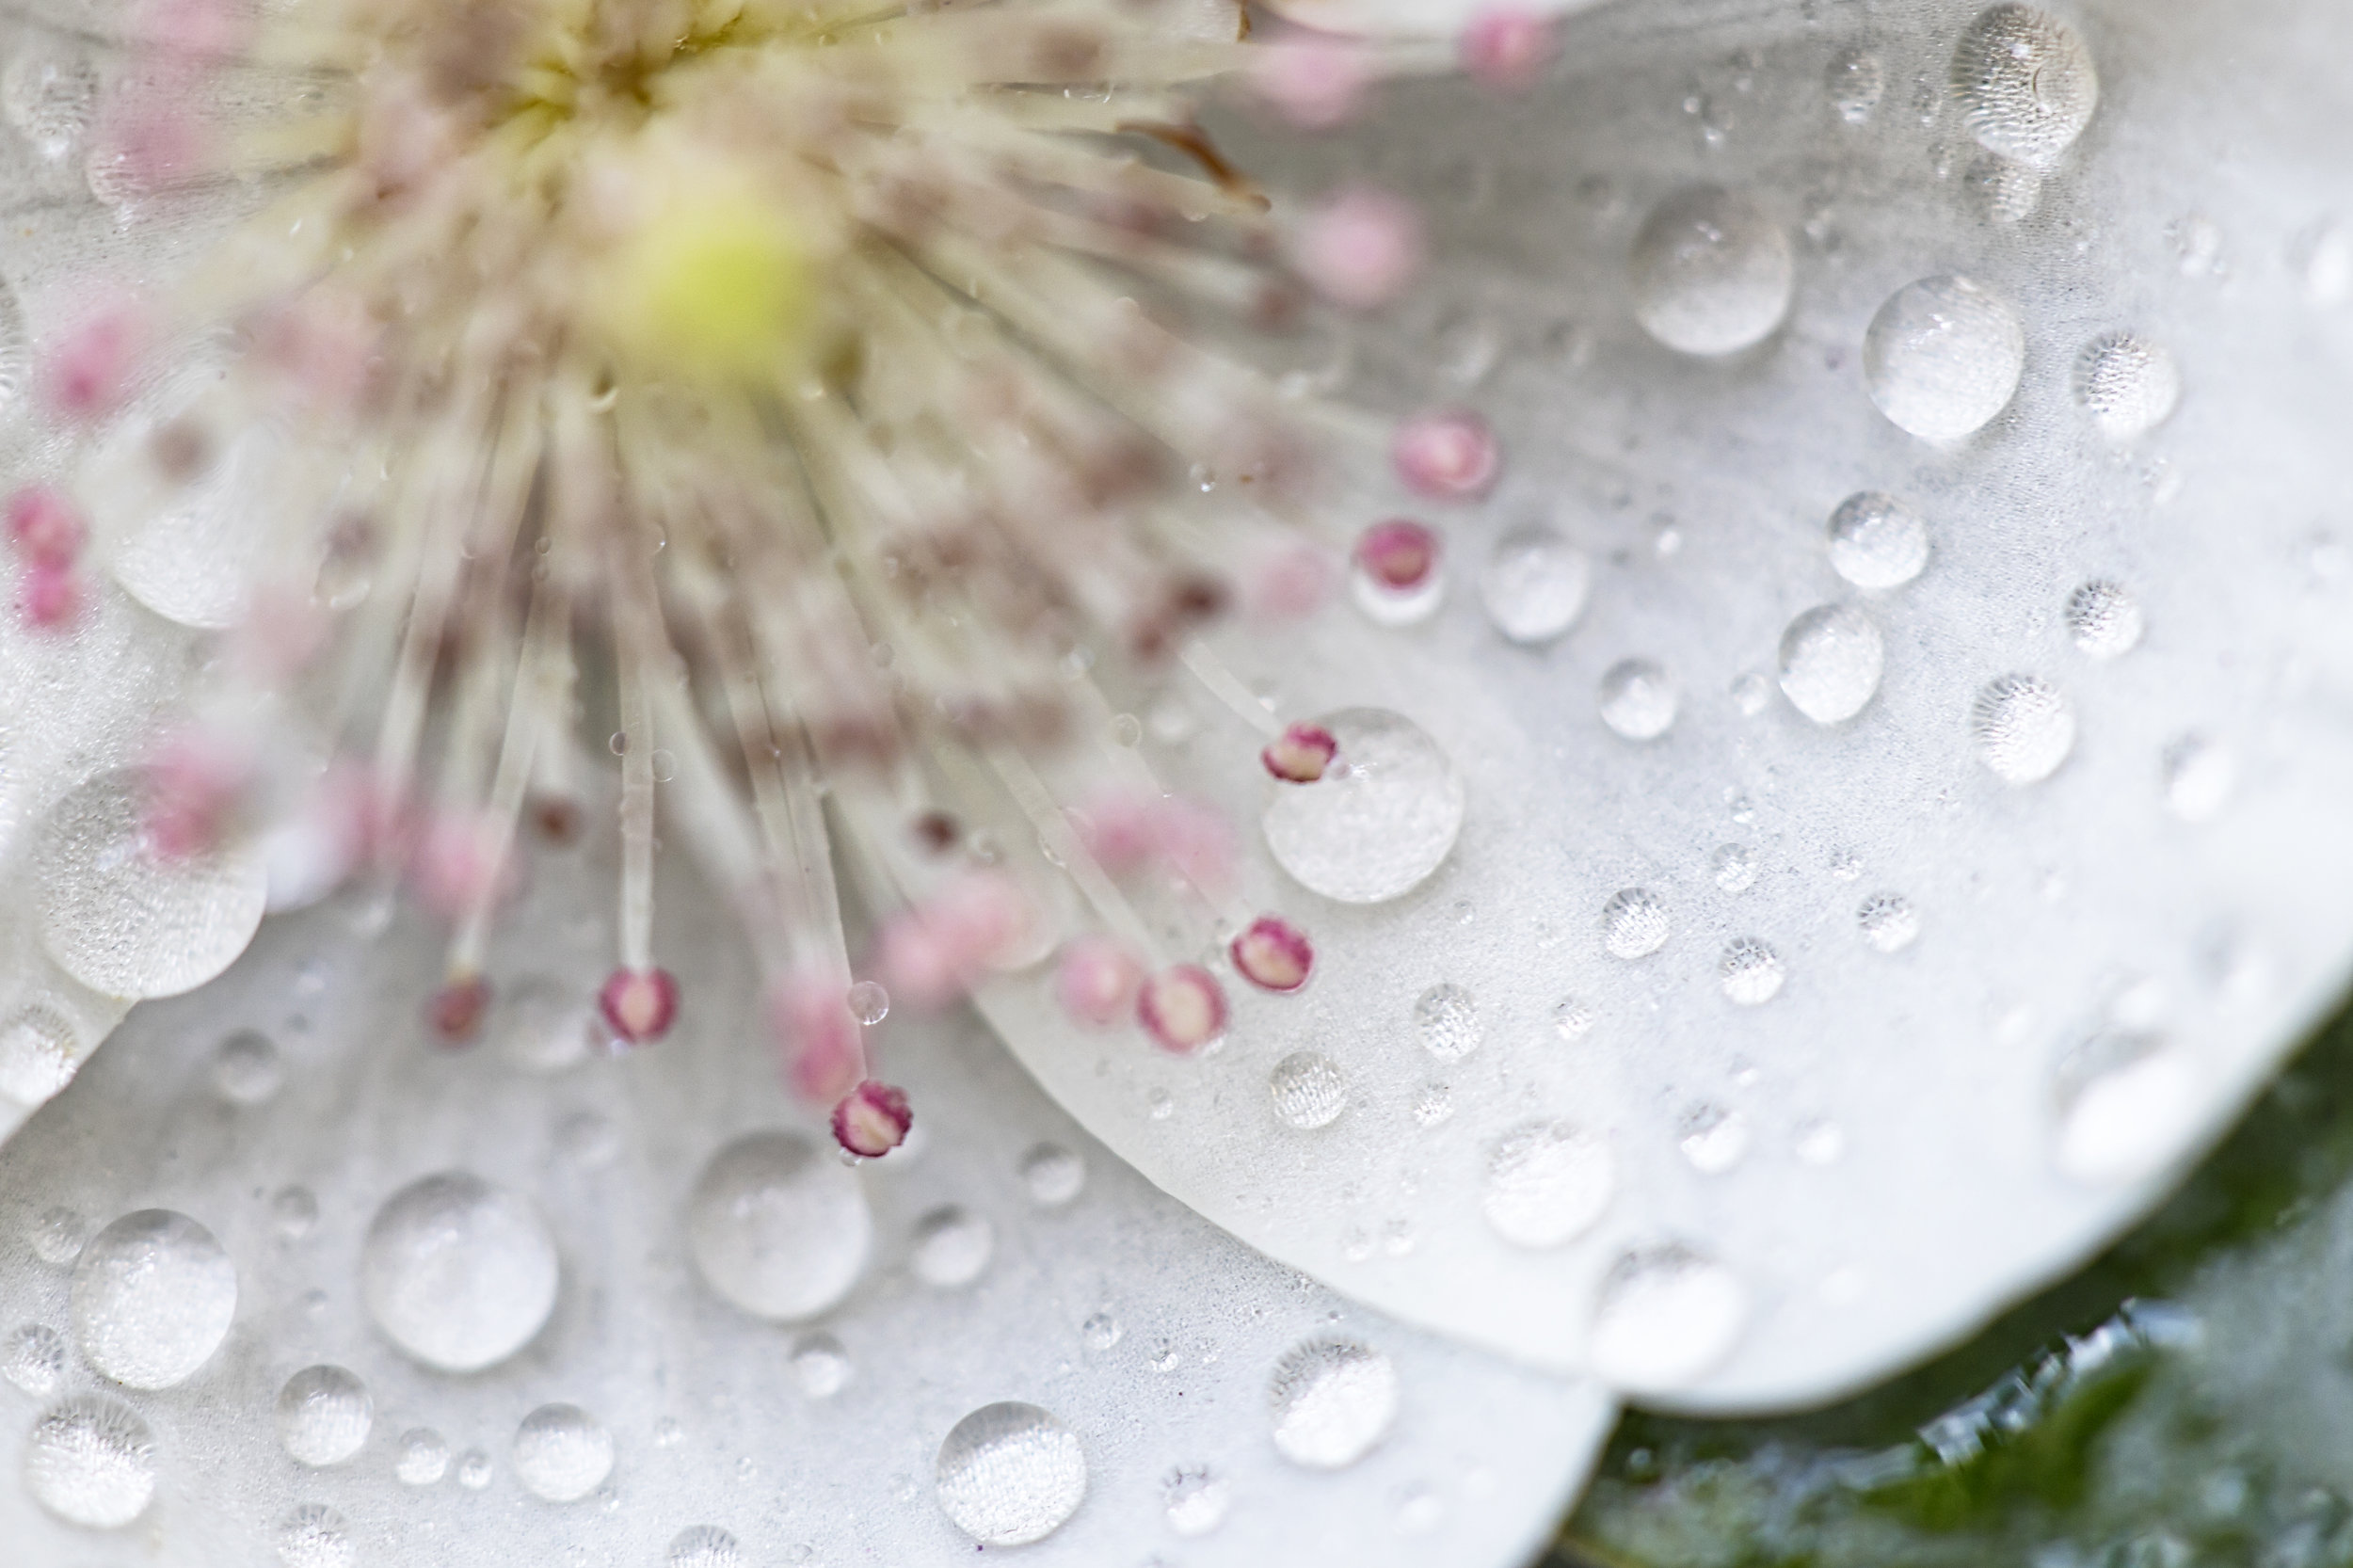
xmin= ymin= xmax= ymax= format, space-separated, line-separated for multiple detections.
xmin=0 ymin=850 xmax=1611 ymax=1563
xmin=984 ymin=0 xmax=2353 ymax=1416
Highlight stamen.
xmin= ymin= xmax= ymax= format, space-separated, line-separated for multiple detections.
xmin=833 ymin=1080 xmax=914 ymax=1159
xmin=1229 ymin=916 xmax=1316 ymax=993
xmin=1392 ymin=409 xmax=1503 ymax=501
xmin=1261 ymin=722 xmax=1340 ymax=784
xmin=599 ymin=967 xmax=680 ymax=1046
xmin=1137 ymin=964 xmax=1230 ymax=1054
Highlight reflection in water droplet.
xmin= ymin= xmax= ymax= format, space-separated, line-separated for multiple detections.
xmin=1972 ymin=675 xmax=2075 ymax=784
xmin=1268 ymin=1338 xmax=1398 ymax=1469
xmin=687 ymin=1133 xmax=872 ymax=1321
xmin=1630 ymin=185 xmax=1794 ymax=356
xmin=1589 ymin=1248 xmax=1750 ymax=1393
xmin=1827 ymin=492 xmax=1929 ymax=589
xmin=29 ymin=1206 xmax=88 ymax=1266
xmin=72 ymin=1208 xmax=237 ymax=1388
xmin=1857 ymin=893 xmax=1920 ymax=952
xmin=1826 ymin=48 xmax=1884 ymax=122
xmin=1598 ymin=659 xmax=1678 ymax=741
xmin=1719 ymin=939 xmax=1785 ymax=1005
xmin=935 ymin=1401 xmax=1088 ymax=1545
xmin=1778 ymin=605 xmax=1883 ymax=725
xmin=2057 ymin=1034 xmax=2203 ymax=1183
xmin=361 ymin=1171 xmax=560 ymax=1370
xmin=2066 ymin=581 xmax=2144 ymax=658
xmin=512 ymin=1403 xmax=614 ymax=1502
xmin=911 ymin=1206 xmax=995 ymax=1288
xmin=0 ymin=1003 xmax=78 ymax=1108
xmin=2076 ymin=331 xmax=2181 ymax=439
xmin=211 ymin=1028 xmax=284 ymax=1105
xmin=1863 ymin=275 xmax=2025 ymax=441
xmin=24 ymin=1396 xmax=157 ymax=1528
xmin=1552 ymin=996 xmax=1595 ymax=1040
xmin=1950 ymin=4 xmax=2100 ymax=169
xmin=1483 ymin=1122 xmax=1614 ymax=1247
xmin=790 ymin=1332 xmax=852 ymax=1397
xmin=395 ymin=1428 xmax=449 ymax=1485
xmin=2163 ymin=735 xmax=2235 ymax=823
xmin=4 ymin=1322 xmax=68 ymax=1395
xmin=1678 ymin=1108 xmax=1751 ymax=1175
xmin=1711 ymin=843 xmax=1757 ymax=893
xmin=1261 ymin=708 xmax=1465 ymax=904
xmin=1018 ymin=1144 xmax=1085 ymax=1207
xmin=1602 ymin=888 xmax=1670 ymax=959
xmin=1479 ymin=525 xmax=1591 ymax=644
xmin=667 ymin=1526 xmax=744 ymax=1568
xmin=1163 ymin=1464 xmax=1231 ymax=1535
xmin=1269 ymin=1050 xmax=1349 ymax=1128
xmin=275 ymin=1503 xmax=354 ymax=1568
xmin=278 ymin=1365 xmax=373 ymax=1467
xmin=1413 ymin=984 xmax=1481 ymax=1063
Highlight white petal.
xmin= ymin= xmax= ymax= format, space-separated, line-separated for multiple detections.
xmin=1260 ymin=0 xmax=1615 ymax=43
xmin=993 ymin=0 xmax=2353 ymax=1412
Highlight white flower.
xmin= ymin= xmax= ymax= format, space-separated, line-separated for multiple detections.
xmin=0 ymin=0 xmax=2347 ymax=1561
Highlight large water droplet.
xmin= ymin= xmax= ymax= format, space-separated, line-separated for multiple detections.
xmin=1598 ymin=659 xmax=1678 ymax=740
xmin=1827 ymin=492 xmax=1929 ymax=589
xmin=1413 ymin=983 xmax=1481 ymax=1062
xmin=1483 ymin=1122 xmax=1614 ymax=1247
xmin=33 ymin=770 xmax=269 ymax=999
xmin=274 ymin=1503 xmax=354 ymax=1568
xmin=687 ymin=1132 xmax=872 ymax=1321
xmin=24 ymin=1396 xmax=156 ymax=1528
xmin=1863 ymin=275 xmax=2025 ymax=441
xmin=910 ymin=1206 xmax=995 ymax=1288
xmin=512 ymin=1403 xmax=614 ymax=1502
xmin=1261 ymin=708 xmax=1465 ymax=904
xmin=277 ymin=1365 xmax=372 ymax=1466
xmin=1479 ymin=525 xmax=1591 ymax=644
xmin=1718 ymin=938 xmax=1785 ymax=1005
xmin=1269 ymin=1051 xmax=1349 ymax=1128
xmin=1589 ymin=1248 xmax=1750 ymax=1393
xmin=1777 ymin=604 xmax=1884 ymax=724
xmin=2057 ymin=1034 xmax=2203 ymax=1183
xmin=1601 ymin=888 xmax=1670 ymax=959
xmin=72 ymin=1208 xmax=237 ymax=1388
xmin=2074 ymin=331 xmax=2181 ymax=440
xmin=934 ymin=1401 xmax=1087 ymax=1545
xmin=4 ymin=1322 xmax=68 ymax=1396
xmin=1950 ymin=4 xmax=2100 ymax=170
xmin=361 ymin=1171 xmax=559 ymax=1371
xmin=1630 ymin=185 xmax=1794 ymax=356
xmin=211 ymin=1028 xmax=284 ymax=1106
xmin=1972 ymin=674 xmax=2075 ymax=784
xmin=395 ymin=1428 xmax=449 ymax=1485
xmin=0 ymin=1003 xmax=78 ymax=1109
xmin=1268 ymin=1338 xmax=1398 ymax=1469
xmin=2066 ymin=580 xmax=2144 ymax=658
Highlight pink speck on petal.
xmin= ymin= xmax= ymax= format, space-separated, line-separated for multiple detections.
xmin=136 ymin=0 xmax=249 ymax=56
xmin=6 ymin=488 xmax=87 ymax=568
xmin=1245 ymin=539 xmax=1336 ymax=620
xmin=43 ymin=303 xmax=144 ymax=419
xmin=773 ymin=974 xmax=867 ymax=1103
xmin=142 ymin=728 xmax=251 ymax=860
xmin=428 ymin=974 xmax=491 ymax=1048
xmin=1354 ymin=520 xmax=1442 ymax=593
xmin=1293 ymin=186 xmax=1424 ymax=312
xmin=1149 ymin=796 xmax=1236 ymax=899
xmin=1261 ymin=722 xmax=1339 ymax=783
xmin=1137 ymin=964 xmax=1228 ymax=1054
xmin=600 ymin=966 xmax=680 ymax=1045
xmin=874 ymin=872 xmax=1032 ymax=1011
xmin=1461 ymin=7 xmax=1556 ymax=91
xmin=409 ymin=808 xmax=512 ymax=919
xmin=17 ymin=565 xmax=81 ymax=631
xmin=1231 ymin=916 xmax=1315 ymax=993
xmin=1392 ymin=409 xmax=1501 ymax=501
xmin=1250 ymin=35 xmax=1370 ymax=132
xmin=1074 ymin=792 xmax=1158 ymax=874
xmin=832 ymin=1080 xmax=913 ymax=1159
xmin=1056 ymin=936 xmax=1144 ymax=1028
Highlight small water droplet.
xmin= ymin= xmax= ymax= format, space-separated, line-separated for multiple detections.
xmin=1972 ymin=675 xmax=2075 ymax=784
xmin=1413 ymin=984 xmax=1481 ymax=1063
xmin=275 ymin=1503 xmax=354 ymax=1568
xmin=1863 ymin=275 xmax=2025 ymax=440
xmin=1711 ymin=843 xmax=1757 ymax=892
xmin=2075 ymin=331 xmax=2181 ymax=439
xmin=29 ymin=1206 xmax=88 ymax=1267
xmin=1019 ymin=1144 xmax=1085 ymax=1207
xmin=2066 ymin=581 xmax=2143 ymax=658
xmin=361 ymin=1171 xmax=560 ymax=1370
xmin=1268 ymin=1049 xmax=1350 ymax=1129
xmin=1827 ymin=492 xmax=1929 ymax=589
xmin=935 ymin=1402 xmax=1088 ymax=1545
xmin=845 ymin=980 xmax=890 ymax=1026
xmin=209 ymin=1028 xmax=285 ymax=1105
xmin=2057 ymin=1033 xmax=2203 ymax=1183
xmin=1796 ymin=1119 xmax=1846 ymax=1164
xmin=1479 ymin=525 xmax=1591 ymax=644
xmin=911 ymin=1206 xmax=995 ymax=1288
xmin=24 ymin=1396 xmax=156 ymax=1528
xmin=72 ymin=1209 xmax=237 ymax=1389
xmin=1730 ymin=673 xmax=1771 ymax=715
xmin=2163 ymin=735 xmax=2235 ymax=823
xmin=556 ymin=1110 xmax=620 ymax=1169
xmin=1950 ymin=4 xmax=2100 ymax=170
xmin=493 ymin=978 xmax=598 ymax=1073
xmin=1147 ymin=1088 xmax=1176 ymax=1121
xmin=395 ymin=1428 xmax=449 ymax=1485
xmin=1599 ymin=659 xmax=1678 ymax=740
xmin=1678 ymin=1107 xmax=1752 ymax=1174
xmin=688 ymin=1133 xmax=872 ymax=1321
xmin=1411 ymin=1082 xmax=1454 ymax=1127
xmin=1080 ymin=1311 xmax=1123 ymax=1352
xmin=667 ymin=1526 xmax=743 ymax=1568
xmin=0 ymin=1003 xmax=77 ymax=1108
xmin=1269 ymin=1338 xmax=1398 ymax=1469
xmin=1552 ymin=996 xmax=1596 ymax=1040
xmin=277 ymin=1365 xmax=372 ymax=1467
xmin=1163 ymin=1464 xmax=1231 ymax=1535
xmin=1857 ymin=893 xmax=1920 ymax=952
xmin=1631 ymin=185 xmax=1794 ymax=356
xmin=512 ymin=1403 xmax=614 ymax=1502
xmin=1396 ymin=1484 xmax=1448 ymax=1534
xmin=1261 ymin=709 xmax=1465 ymax=904
xmin=1483 ymin=1122 xmax=1614 ymax=1247
xmin=1107 ymin=712 xmax=1144 ymax=747
xmin=4 ymin=1321 xmax=67 ymax=1395
xmin=3 ymin=47 xmax=100 ymax=159
xmin=789 ymin=1331 xmax=851 ymax=1397
xmin=456 ymin=1448 xmax=492 ymax=1489
xmin=1602 ymin=888 xmax=1670 ymax=959
xmin=1719 ymin=938 xmax=1785 ymax=1004
xmin=270 ymin=1184 xmax=319 ymax=1240
xmin=1589 ymin=1248 xmax=1749 ymax=1392
xmin=1826 ymin=48 xmax=1885 ymax=122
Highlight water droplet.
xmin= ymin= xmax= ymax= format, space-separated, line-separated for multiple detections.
xmin=456 ymin=1448 xmax=492 ymax=1488
xmin=935 ymin=1402 xmax=1088 ymax=1545
xmin=1018 ymin=1143 xmax=1085 ymax=1207
xmin=1597 ymin=659 xmax=1678 ymax=742
xmin=666 ymin=1526 xmax=744 ymax=1568
xmin=2057 ymin=1034 xmax=2203 ymax=1183
xmin=2 ymin=47 xmax=99 ymax=159
xmin=277 ymin=1365 xmax=372 ymax=1467
xmin=1483 ymin=1122 xmax=1614 ymax=1247
xmin=2163 ymin=735 xmax=2235 ymax=823
xmin=1706 ymin=843 xmax=1756 ymax=894
xmin=1269 ymin=1338 xmax=1398 ymax=1469
xmin=266 ymin=1185 xmax=319 ymax=1242
xmin=493 ymin=978 xmax=597 ymax=1073
xmin=911 ymin=1206 xmax=995 ymax=1288
xmin=29 ymin=1206 xmax=87 ymax=1266
xmin=211 ymin=1028 xmax=284 ymax=1105
xmin=512 ymin=1403 xmax=614 ymax=1502
xmin=1147 ymin=1088 xmax=1176 ymax=1121
xmin=1270 ymin=1051 xmax=1350 ymax=1128
xmin=845 ymin=979 xmax=890 ymax=1026
xmin=395 ymin=1428 xmax=449 ymax=1485
xmin=2066 ymin=580 xmax=2143 ymax=658
xmin=24 ymin=1396 xmax=156 ymax=1528
xmin=1777 ymin=604 xmax=1885 ymax=725
xmin=1552 ymin=996 xmax=1596 ymax=1040
xmin=1679 ymin=1107 xmax=1751 ymax=1174
xmin=1261 ymin=708 xmax=1465 ymax=904
xmin=1950 ymin=4 xmax=2100 ymax=170
xmin=1590 ymin=1248 xmax=1749 ymax=1393
xmin=275 ymin=1502 xmax=354 ymax=1568
xmin=361 ymin=1171 xmax=560 ymax=1370
xmin=1630 ymin=185 xmax=1794 ymax=356
xmin=1719 ymin=938 xmax=1785 ymax=1004
xmin=554 ymin=1110 xmax=619 ymax=1170
xmin=1108 ymin=712 xmax=1144 ymax=747
xmin=687 ymin=1132 xmax=872 ymax=1321
xmin=1827 ymin=492 xmax=1929 ymax=589
xmin=1079 ymin=1310 xmax=1123 ymax=1352
xmin=4 ymin=1321 xmax=67 ymax=1395
xmin=72 ymin=1209 xmax=237 ymax=1388
xmin=1972 ymin=675 xmax=2075 ymax=784
xmin=1796 ymin=1119 xmax=1847 ymax=1164
xmin=0 ymin=1003 xmax=77 ymax=1108
xmin=1602 ymin=888 xmax=1670 ymax=959
xmin=1411 ymin=1082 xmax=1454 ymax=1127
xmin=1163 ymin=1464 xmax=1231 ymax=1535
xmin=790 ymin=1331 xmax=851 ymax=1397
xmin=2073 ymin=330 xmax=2181 ymax=440
xmin=1863 ymin=275 xmax=2025 ymax=440
xmin=1413 ymin=983 xmax=1481 ymax=1063
xmin=1857 ymin=893 xmax=1920 ymax=952
xmin=1826 ymin=48 xmax=1885 ymax=122
xmin=1479 ymin=525 xmax=1591 ymax=644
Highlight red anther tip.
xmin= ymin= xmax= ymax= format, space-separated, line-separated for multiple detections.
xmin=832 ymin=1080 xmax=913 ymax=1158
xmin=1391 ymin=410 xmax=1500 ymax=502
xmin=7 ymin=487 xmax=87 ymax=568
xmin=428 ymin=975 xmax=492 ymax=1048
xmin=1137 ymin=964 xmax=1228 ymax=1054
xmin=1230 ymin=916 xmax=1314 ymax=993
xmin=1261 ymin=722 xmax=1339 ymax=784
xmin=600 ymin=966 xmax=679 ymax=1045
xmin=1353 ymin=520 xmax=1441 ymax=594
xmin=1055 ymin=936 xmax=1144 ymax=1028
